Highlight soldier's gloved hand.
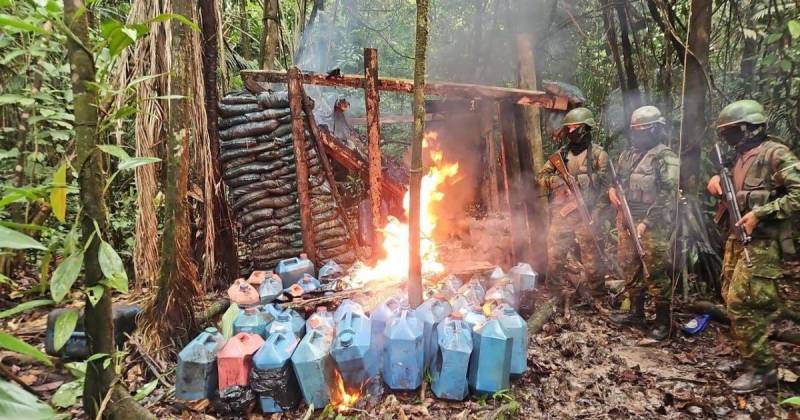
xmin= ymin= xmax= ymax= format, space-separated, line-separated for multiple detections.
xmin=707 ymin=175 xmax=723 ymax=196
xmin=736 ymin=211 xmax=759 ymax=235
xmin=609 ymin=188 xmax=621 ymax=209
xmin=636 ymin=223 xmax=647 ymax=238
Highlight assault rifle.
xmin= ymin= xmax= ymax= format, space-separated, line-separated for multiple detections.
xmin=713 ymin=142 xmax=753 ymax=267
xmin=548 ymin=151 xmax=624 ymax=279
xmin=608 ymin=161 xmax=650 ymax=279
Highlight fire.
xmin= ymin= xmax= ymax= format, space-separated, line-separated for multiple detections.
xmin=350 ymin=132 xmax=461 ymax=292
xmin=331 ymin=369 xmax=360 ymax=412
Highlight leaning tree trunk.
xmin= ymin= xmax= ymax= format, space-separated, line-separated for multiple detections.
xmin=64 ymin=0 xmax=114 ymax=415
xmin=260 ymin=0 xmax=280 ymax=69
xmin=141 ymin=0 xmax=201 ymax=354
xmin=678 ymin=0 xmax=711 ymax=191
xmin=408 ymin=0 xmax=429 ymax=309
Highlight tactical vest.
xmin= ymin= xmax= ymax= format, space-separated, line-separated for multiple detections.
xmin=551 ymin=144 xmax=602 ymax=205
xmin=731 ymin=139 xmax=793 ymax=250
xmin=627 ymin=144 xmax=670 ymax=205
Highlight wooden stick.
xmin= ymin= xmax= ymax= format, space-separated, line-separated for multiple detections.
xmin=527 ymin=296 xmax=558 ymax=333
xmin=499 ymin=101 xmax=532 ymax=262
xmin=364 ymin=48 xmax=385 ymax=261
xmin=288 ymin=67 xmax=318 ymax=265
xmin=241 ymin=69 xmax=566 ymax=109
xmin=300 ymin=90 xmax=363 ymax=258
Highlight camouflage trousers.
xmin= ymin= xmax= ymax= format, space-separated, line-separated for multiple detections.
xmin=617 ymin=214 xmax=673 ymax=305
xmin=722 ymin=238 xmax=781 ymax=370
xmin=546 ymin=210 xmax=604 ymax=296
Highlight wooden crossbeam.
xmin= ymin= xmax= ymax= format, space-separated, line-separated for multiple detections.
xmin=242 ymin=69 xmax=570 ymax=110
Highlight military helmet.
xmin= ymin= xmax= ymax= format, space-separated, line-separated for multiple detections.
xmin=629 ymin=106 xmax=666 ymax=129
xmin=561 ymin=107 xmax=597 ymax=129
xmin=716 ymin=99 xmax=767 ymax=129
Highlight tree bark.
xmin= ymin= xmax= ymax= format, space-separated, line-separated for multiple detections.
xmin=201 ymin=0 xmax=239 ymax=287
xmin=480 ymin=101 xmax=499 ymax=212
xmin=239 ymin=0 xmax=251 ymax=60
xmin=64 ymin=0 xmax=115 ymax=414
xmin=364 ymin=48 xmax=385 ymax=261
xmin=678 ymin=0 xmax=711 ymax=191
xmin=499 ymin=101 xmax=531 ymax=263
xmin=260 ymin=0 xmax=280 ymax=69
xmin=408 ymin=0 xmax=429 ymax=309
xmin=514 ymin=32 xmax=546 ymax=272
xmin=142 ymin=0 xmax=201 ymax=352
xmin=615 ymin=0 xmax=641 ymax=110
xmin=599 ymin=0 xmax=630 ymax=120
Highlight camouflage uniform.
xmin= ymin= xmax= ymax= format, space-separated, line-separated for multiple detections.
xmin=616 ymin=144 xmax=680 ymax=305
xmin=721 ymin=138 xmax=800 ymax=370
xmin=537 ymin=144 xmax=610 ymax=295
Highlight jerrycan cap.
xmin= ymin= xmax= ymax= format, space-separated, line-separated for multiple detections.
xmin=277 ymin=313 xmax=291 ymax=322
xmin=316 ymin=306 xmax=329 ymax=313
xmin=502 ymin=305 xmax=516 ymax=315
xmin=309 ymin=318 xmax=322 ymax=329
xmin=339 ymin=330 xmax=355 ymax=347
xmin=247 ymin=271 xmax=267 ymax=286
xmin=302 ymin=273 xmax=314 ymax=283
xmin=204 ymin=327 xmax=219 ymax=334
xmin=228 ymin=278 xmax=259 ymax=305
xmin=299 ymin=253 xmax=308 ymax=260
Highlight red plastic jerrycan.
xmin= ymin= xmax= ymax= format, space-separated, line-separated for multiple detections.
xmin=217 ymin=332 xmax=264 ymax=389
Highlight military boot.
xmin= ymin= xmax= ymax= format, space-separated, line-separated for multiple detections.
xmin=730 ymin=367 xmax=778 ymax=394
xmin=610 ymin=290 xmax=645 ymax=325
xmin=648 ymin=303 xmax=671 ymax=340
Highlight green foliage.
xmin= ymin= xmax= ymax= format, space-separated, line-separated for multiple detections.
xmin=0 ymin=225 xmax=46 ymax=250
xmin=50 ymin=251 xmax=83 ymax=302
xmin=0 ymin=331 xmax=52 ymax=366
xmin=0 ymin=380 xmax=57 ymax=419
xmin=219 ymin=303 xmax=240 ymax=338
xmin=133 ymin=379 xmax=158 ymax=401
xmin=0 ymin=299 xmax=53 ymax=318
xmin=52 ymin=308 xmax=79 ymax=352
xmin=782 ymin=396 xmax=800 ymax=406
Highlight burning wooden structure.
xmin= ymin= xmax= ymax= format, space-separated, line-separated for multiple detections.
xmin=221 ymin=48 xmax=575 ymax=274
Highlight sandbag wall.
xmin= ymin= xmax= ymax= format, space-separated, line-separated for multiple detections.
xmin=219 ymin=90 xmax=356 ymax=272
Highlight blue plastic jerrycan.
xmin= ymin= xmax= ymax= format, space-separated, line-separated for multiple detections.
xmin=331 ymin=308 xmax=377 ymax=392
xmin=462 ymin=305 xmax=488 ymax=330
xmin=318 ymin=259 xmax=343 ymax=284
xmin=369 ymin=296 xmax=402 ymax=367
xmin=383 ymin=309 xmax=424 ymax=390
xmin=488 ymin=267 xmax=506 ymax=288
xmin=276 ymin=253 xmax=316 ymax=288
xmin=468 ymin=317 xmax=512 ymax=395
xmin=291 ymin=329 xmax=337 ymax=409
xmin=495 ymin=304 xmax=528 ymax=377
xmin=298 ymin=273 xmax=322 ymax=293
xmin=259 ymin=272 xmax=284 ymax=304
xmin=430 ymin=313 xmax=473 ymax=401
xmin=176 ymin=327 xmax=226 ymax=400
xmin=306 ymin=306 xmax=335 ymax=334
xmin=449 ymin=292 xmax=482 ymax=316
xmin=509 ymin=262 xmax=537 ymax=292
xmin=439 ymin=274 xmax=463 ymax=299
xmin=334 ymin=299 xmax=365 ymax=322
xmin=233 ymin=305 xmax=268 ymax=338
xmin=485 ymin=278 xmax=518 ymax=310
xmin=416 ymin=294 xmax=452 ymax=369
xmin=251 ymin=329 xmax=301 ymax=412
xmin=268 ymin=311 xmax=306 ymax=340
xmin=458 ymin=277 xmax=486 ymax=303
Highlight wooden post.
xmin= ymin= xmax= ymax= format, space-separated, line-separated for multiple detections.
xmin=479 ymin=100 xmax=500 ymax=212
xmin=499 ymin=101 xmax=531 ymax=262
xmin=287 ymin=67 xmax=317 ymax=264
xmin=364 ymin=47 xmax=385 ymax=261
xmin=409 ymin=0 xmax=429 ymax=309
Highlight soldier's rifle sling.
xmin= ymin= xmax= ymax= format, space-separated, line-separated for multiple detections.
xmin=713 ymin=142 xmax=753 ymax=267
xmin=548 ymin=152 xmax=625 ymax=280
xmin=608 ymin=161 xmax=651 ymax=279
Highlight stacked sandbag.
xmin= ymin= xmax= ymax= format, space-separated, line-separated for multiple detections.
xmin=219 ymin=90 xmax=357 ymax=271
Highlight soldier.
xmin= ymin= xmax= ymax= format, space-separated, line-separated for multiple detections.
xmin=537 ymin=107 xmax=610 ymax=304
xmin=706 ymin=99 xmax=800 ymax=393
xmin=609 ymin=106 xmax=679 ymax=340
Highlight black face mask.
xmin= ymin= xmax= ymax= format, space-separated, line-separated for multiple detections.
xmin=719 ymin=124 xmax=766 ymax=152
xmin=630 ymin=126 xmax=661 ymax=151
xmin=565 ymin=125 xmax=591 ymax=154
xmin=719 ymin=126 xmax=746 ymax=146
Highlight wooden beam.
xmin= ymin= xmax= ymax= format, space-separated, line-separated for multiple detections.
xmin=300 ymin=88 xmax=363 ymax=258
xmin=479 ymin=100 xmax=499 ymax=212
xmin=241 ymin=69 xmax=568 ymax=109
xmin=287 ymin=67 xmax=317 ymax=265
xmin=364 ymin=48 xmax=385 ymax=261
xmin=499 ymin=101 xmax=532 ymax=263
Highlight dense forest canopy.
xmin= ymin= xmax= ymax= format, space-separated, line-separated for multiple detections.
xmin=0 ymin=0 xmax=799 ymax=417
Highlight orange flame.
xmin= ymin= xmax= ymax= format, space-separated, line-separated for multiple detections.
xmin=331 ymin=369 xmax=360 ymax=412
xmin=350 ymin=132 xmax=460 ymax=293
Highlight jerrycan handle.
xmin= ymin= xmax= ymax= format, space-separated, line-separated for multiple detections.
xmin=266 ymin=332 xmax=284 ymax=346
xmin=284 ymin=257 xmax=299 ymax=265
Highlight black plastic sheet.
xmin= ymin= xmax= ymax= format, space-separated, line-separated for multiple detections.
xmin=220 ymin=119 xmax=281 ymax=141
xmin=249 ymin=365 xmax=301 ymax=411
xmin=211 ymin=385 xmax=256 ymax=418
xmin=256 ymin=91 xmax=289 ymax=109
xmin=218 ymin=103 xmax=260 ymax=118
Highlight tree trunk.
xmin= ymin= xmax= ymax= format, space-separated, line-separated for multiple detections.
xmin=260 ymin=0 xmax=280 ymax=69
xmin=364 ymin=48 xmax=385 ymax=261
xmin=142 ymin=0 xmax=201 ymax=353
xmin=678 ymin=0 xmax=711 ymax=191
xmin=615 ymin=0 xmax=641 ymax=110
xmin=599 ymin=0 xmax=630 ymax=121
xmin=239 ymin=0 xmax=251 ymax=60
xmin=64 ymin=0 xmax=114 ymax=415
xmin=514 ymin=32 xmax=546 ymax=272
xmin=201 ymin=0 xmax=239 ymax=287
xmin=408 ymin=0 xmax=429 ymax=309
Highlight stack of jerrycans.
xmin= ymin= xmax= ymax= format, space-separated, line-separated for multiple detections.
xmin=176 ymin=327 xmax=226 ymax=400
xmin=251 ymin=325 xmax=301 ymax=412
xmin=291 ymin=307 xmax=338 ymax=408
